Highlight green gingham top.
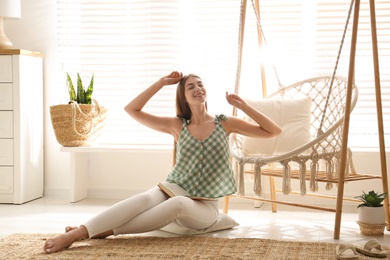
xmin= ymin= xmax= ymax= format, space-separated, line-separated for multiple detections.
xmin=165 ymin=114 xmax=236 ymax=198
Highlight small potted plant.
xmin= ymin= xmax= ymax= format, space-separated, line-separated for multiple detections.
xmin=50 ymin=72 xmax=108 ymax=147
xmin=66 ymin=72 xmax=94 ymax=104
xmin=355 ymin=190 xmax=387 ymax=235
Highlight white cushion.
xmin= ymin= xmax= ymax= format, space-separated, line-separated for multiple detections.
xmin=242 ymin=97 xmax=312 ymax=155
xmin=160 ymin=213 xmax=239 ymax=235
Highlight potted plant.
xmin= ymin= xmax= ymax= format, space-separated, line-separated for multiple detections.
xmin=67 ymin=72 xmax=94 ymax=104
xmin=355 ymin=190 xmax=387 ymax=235
xmin=50 ymin=72 xmax=108 ymax=147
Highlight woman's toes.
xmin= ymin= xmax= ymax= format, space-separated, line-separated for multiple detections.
xmin=43 ymin=240 xmax=53 ymax=252
xmin=65 ymin=226 xmax=77 ymax=233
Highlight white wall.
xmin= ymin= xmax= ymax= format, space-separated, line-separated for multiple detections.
xmin=4 ymin=0 xmax=389 ymax=203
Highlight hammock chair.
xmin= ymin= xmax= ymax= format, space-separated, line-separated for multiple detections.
xmin=223 ymin=0 xmax=388 ymax=239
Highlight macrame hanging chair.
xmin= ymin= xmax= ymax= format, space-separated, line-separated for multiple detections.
xmin=230 ymin=0 xmax=360 ymax=197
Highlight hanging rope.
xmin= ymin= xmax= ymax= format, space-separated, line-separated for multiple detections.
xmin=233 ymin=0 xmax=247 ymax=117
xmin=249 ymin=0 xmax=284 ymax=90
xmin=317 ymin=0 xmax=356 ymax=137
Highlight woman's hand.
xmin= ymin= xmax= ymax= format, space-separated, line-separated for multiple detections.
xmin=161 ymin=71 xmax=183 ymax=85
xmin=225 ymin=91 xmax=247 ymax=110
xmin=225 ymin=91 xmax=282 ymax=138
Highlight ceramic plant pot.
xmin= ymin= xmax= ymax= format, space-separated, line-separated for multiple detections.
xmin=358 ymin=206 xmax=385 ymax=224
xmin=357 ymin=206 xmax=386 ymax=235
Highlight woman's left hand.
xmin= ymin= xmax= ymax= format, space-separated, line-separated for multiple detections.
xmin=225 ymin=91 xmax=246 ymax=109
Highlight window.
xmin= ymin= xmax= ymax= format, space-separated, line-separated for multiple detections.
xmin=57 ymin=0 xmax=239 ymax=147
xmin=57 ymin=0 xmax=390 ymax=149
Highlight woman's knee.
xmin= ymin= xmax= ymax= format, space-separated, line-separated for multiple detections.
xmin=132 ymin=190 xmax=161 ymax=206
xmin=167 ymin=196 xmax=194 ymax=211
xmin=115 ymin=187 xmax=165 ymax=208
xmin=170 ymin=197 xmax=218 ymax=229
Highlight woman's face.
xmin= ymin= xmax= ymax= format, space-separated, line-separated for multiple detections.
xmin=184 ymin=76 xmax=206 ymax=106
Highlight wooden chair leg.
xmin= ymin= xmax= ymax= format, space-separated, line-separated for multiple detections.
xmin=270 ymin=176 xmax=277 ymax=212
xmin=223 ymin=196 xmax=230 ymax=214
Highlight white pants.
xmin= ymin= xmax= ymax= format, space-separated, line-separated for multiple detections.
xmin=82 ymin=186 xmax=219 ymax=238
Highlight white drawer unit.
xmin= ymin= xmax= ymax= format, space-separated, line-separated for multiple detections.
xmin=0 ymin=84 xmax=13 ymax=109
xmin=0 ymin=50 xmax=43 ymax=204
xmin=0 ymin=139 xmax=13 ymax=165
xmin=0 ymin=111 xmax=13 ymax=138
xmin=0 ymin=167 xmax=13 ymax=194
xmin=0 ymin=55 xmax=12 ymax=82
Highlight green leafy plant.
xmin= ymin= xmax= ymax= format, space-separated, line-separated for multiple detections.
xmin=66 ymin=72 xmax=94 ymax=104
xmin=355 ymin=190 xmax=387 ymax=208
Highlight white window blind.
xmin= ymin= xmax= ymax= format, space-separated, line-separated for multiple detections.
xmin=57 ymin=0 xmax=240 ymax=147
xmin=57 ymin=0 xmax=390 ymax=149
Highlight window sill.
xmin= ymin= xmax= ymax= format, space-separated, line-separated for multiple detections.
xmin=60 ymin=144 xmax=173 ymax=153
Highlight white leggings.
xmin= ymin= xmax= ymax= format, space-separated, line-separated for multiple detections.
xmin=82 ymin=186 xmax=219 ymax=238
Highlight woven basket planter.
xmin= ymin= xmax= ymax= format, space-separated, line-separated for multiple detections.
xmin=50 ymin=100 xmax=108 ymax=147
xmin=357 ymin=221 xmax=386 ymax=236
xmin=357 ymin=206 xmax=386 ymax=235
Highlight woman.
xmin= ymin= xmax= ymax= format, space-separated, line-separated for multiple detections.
xmin=43 ymin=71 xmax=281 ymax=254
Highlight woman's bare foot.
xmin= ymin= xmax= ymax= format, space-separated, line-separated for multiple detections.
xmin=43 ymin=226 xmax=88 ymax=254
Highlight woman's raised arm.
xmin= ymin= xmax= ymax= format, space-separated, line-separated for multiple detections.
xmin=224 ymin=92 xmax=282 ymax=138
xmin=124 ymin=71 xmax=183 ymax=135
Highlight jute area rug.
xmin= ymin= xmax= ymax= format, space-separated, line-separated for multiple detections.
xmin=1 ymin=233 xmax=389 ymax=260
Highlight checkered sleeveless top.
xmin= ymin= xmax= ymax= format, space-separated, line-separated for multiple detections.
xmin=165 ymin=114 xmax=236 ymax=198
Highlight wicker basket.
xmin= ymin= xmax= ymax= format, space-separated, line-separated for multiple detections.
xmin=357 ymin=221 xmax=386 ymax=236
xmin=50 ymin=100 xmax=108 ymax=147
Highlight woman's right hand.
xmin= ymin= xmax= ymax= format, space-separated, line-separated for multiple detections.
xmin=225 ymin=91 xmax=247 ymax=110
xmin=161 ymin=71 xmax=183 ymax=85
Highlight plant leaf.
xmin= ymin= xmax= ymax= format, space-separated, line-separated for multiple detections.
xmin=66 ymin=73 xmax=76 ymax=101
xmin=85 ymin=73 xmax=94 ymax=104
xmin=77 ymin=73 xmax=85 ymax=104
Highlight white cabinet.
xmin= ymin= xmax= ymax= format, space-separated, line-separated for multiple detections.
xmin=0 ymin=50 xmax=43 ymax=204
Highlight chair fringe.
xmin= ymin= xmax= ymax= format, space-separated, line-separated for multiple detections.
xmin=254 ymin=163 xmax=262 ymax=196
xmin=310 ymin=161 xmax=319 ymax=192
xmin=238 ymin=161 xmax=245 ymax=196
xmin=347 ymin=148 xmax=357 ymax=174
xmin=299 ymin=163 xmax=307 ymax=195
xmin=346 ymin=149 xmax=351 ymax=176
xmin=282 ymin=162 xmax=291 ymax=195
xmin=233 ymin=150 xmax=357 ymax=197
xmin=325 ymin=159 xmax=333 ymax=190
xmin=335 ymin=157 xmax=340 ymax=178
